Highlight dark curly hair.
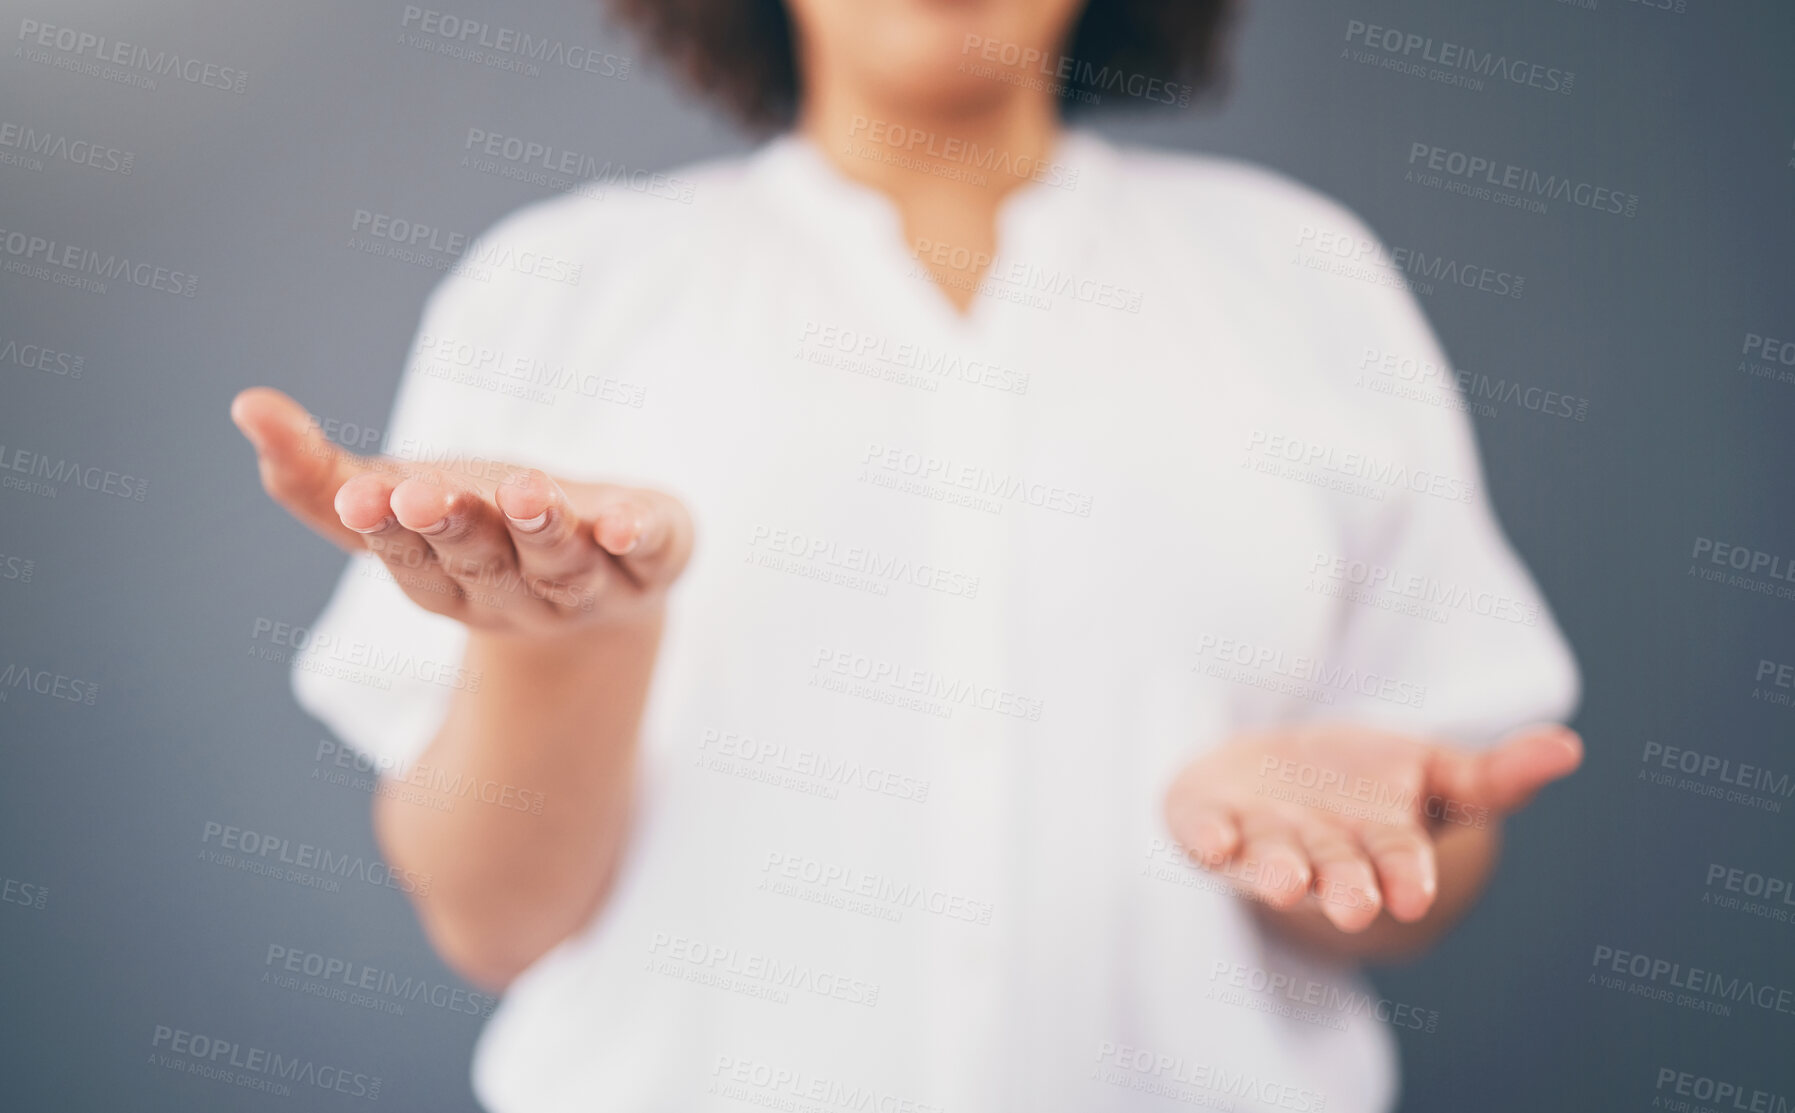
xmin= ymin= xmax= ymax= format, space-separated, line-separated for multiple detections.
xmin=606 ymin=0 xmax=1236 ymax=130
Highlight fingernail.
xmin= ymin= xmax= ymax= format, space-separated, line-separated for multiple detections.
xmin=507 ymin=511 xmax=549 ymax=534
xmin=413 ymin=518 xmax=449 ymax=536
xmin=619 ymin=520 xmax=643 ymax=555
xmin=349 ymin=516 xmax=393 ymax=534
xmin=235 ymin=420 xmax=266 ymax=454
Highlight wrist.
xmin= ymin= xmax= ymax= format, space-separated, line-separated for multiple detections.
xmin=465 ymin=607 xmax=665 ymax=667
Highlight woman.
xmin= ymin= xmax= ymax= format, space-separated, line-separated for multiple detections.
xmin=231 ymin=0 xmax=1582 ymax=1109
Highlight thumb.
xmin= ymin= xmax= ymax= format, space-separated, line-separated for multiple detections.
xmin=231 ymin=386 xmax=367 ymax=551
xmin=1427 ymin=724 xmax=1583 ymax=818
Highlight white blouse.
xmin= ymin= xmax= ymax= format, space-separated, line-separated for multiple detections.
xmin=293 ymin=129 xmax=1578 ymax=1113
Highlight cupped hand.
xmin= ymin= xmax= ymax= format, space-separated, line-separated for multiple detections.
xmin=231 ymin=387 xmax=693 ymax=633
xmin=1164 ymin=722 xmax=1582 ymax=932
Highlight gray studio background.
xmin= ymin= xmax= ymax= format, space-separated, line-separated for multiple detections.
xmin=3 ymin=0 xmax=1794 ymax=1109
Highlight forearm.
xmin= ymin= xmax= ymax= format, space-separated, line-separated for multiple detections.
xmin=1252 ymin=820 xmax=1503 ymax=962
xmin=373 ymin=611 xmax=663 ymax=988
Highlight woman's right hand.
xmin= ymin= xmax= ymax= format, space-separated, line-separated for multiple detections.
xmin=230 ymin=387 xmax=694 ymax=635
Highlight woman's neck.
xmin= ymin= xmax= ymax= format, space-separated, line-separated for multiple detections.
xmin=798 ymin=83 xmax=1063 ymax=313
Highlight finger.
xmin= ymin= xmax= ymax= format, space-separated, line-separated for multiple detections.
xmin=390 ymin=472 xmax=520 ymax=607
xmin=231 ymin=387 xmax=371 ymax=551
xmin=335 ymin=469 xmax=400 ymax=535
xmin=1295 ymin=821 xmax=1383 ymax=932
xmin=1361 ymin=823 xmax=1437 ymax=923
xmin=1430 ymin=725 xmax=1583 ymax=817
xmin=1166 ymin=800 xmax=1240 ymax=871
xmin=332 ymin=472 xmax=463 ymax=612
xmin=1235 ymin=815 xmax=1312 ymax=909
xmin=495 ymin=469 xmax=603 ymax=582
xmin=590 ymin=488 xmax=693 ymax=587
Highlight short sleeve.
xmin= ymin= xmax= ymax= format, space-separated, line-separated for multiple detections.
xmin=1313 ymin=226 xmax=1581 ymax=747
xmin=290 ymin=556 xmax=470 ymax=776
xmin=290 ymin=202 xmax=597 ymax=774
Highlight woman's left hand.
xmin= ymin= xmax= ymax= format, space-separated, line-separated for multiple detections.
xmin=1164 ymin=722 xmax=1582 ymax=934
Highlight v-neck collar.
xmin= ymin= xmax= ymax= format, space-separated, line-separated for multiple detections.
xmin=749 ymin=127 xmax=1116 ymax=344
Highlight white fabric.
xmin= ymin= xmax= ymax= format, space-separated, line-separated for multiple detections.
xmin=292 ymin=130 xmax=1579 ymax=1113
